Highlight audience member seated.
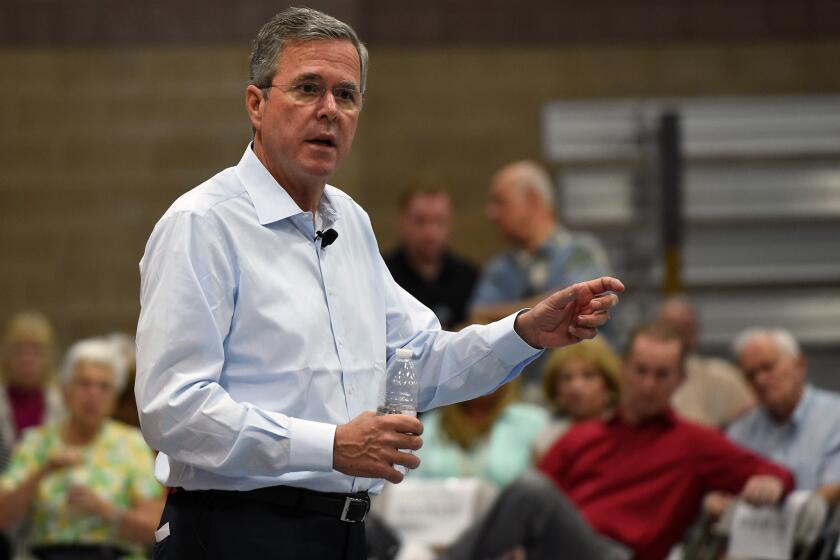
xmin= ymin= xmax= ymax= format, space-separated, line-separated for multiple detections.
xmin=0 ymin=316 xmax=63 ymax=560
xmin=383 ymin=188 xmax=478 ymax=330
xmin=704 ymin=327 xmax=840 ymax=519
xmin=0 ymin=312 xmax=65 ymax=471
xmin=532 ymin=337 xmax=620 ymax=459
xmin=412 ymin=380 xmax=548 ymax=488
xmin=658 ymin=296 xmax=755 ymax=428
xmin=0 ymin=338 xmax=163 ymax=559
xmin=468 ymin=160 xmax=611 ymax=326
xmin=445 ymin=323 xmax=795 ymax=560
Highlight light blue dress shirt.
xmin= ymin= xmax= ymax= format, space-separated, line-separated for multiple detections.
xmin=135 ymin=146 xmax=540 ymax=494
xmin=727 ymin=385 xmax=840 ymax=490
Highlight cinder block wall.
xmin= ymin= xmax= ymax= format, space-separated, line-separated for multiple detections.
xmin=2 ymin=40 xmax=840 ymax=344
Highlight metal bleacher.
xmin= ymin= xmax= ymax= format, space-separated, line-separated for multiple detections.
xmin=541 ymin=95 xmax=840 ymax=390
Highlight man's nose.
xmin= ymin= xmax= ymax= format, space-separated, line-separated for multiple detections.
xmin=317 ymin=91 xmax=339 ymax=120
xmin=639 ymin=375 xmax=658 ymax=392
xmin=752 ymin=369 xmax=772 ymax=389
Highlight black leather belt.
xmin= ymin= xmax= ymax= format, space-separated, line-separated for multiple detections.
xmin=29 ymin=544 xmax=131 ymax=560
xmin=172 ymin=485 xmax=371 ymax=523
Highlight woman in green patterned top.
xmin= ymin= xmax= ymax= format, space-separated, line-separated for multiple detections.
xmin=0 ymin=337 xmax=163 ymax=559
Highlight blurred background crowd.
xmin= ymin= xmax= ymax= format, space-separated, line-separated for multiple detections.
xmin=1 ymin=1 xmax=839 ymax=559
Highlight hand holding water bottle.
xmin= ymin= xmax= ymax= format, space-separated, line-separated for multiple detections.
xmin=377 ymin=348 xmax=419 ymax=476
xmin=333 ymin=348 xmax=423 ymax=484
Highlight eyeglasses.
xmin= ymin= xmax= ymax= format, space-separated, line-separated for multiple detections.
xmin=262 ymin=81 xmax=363 ymax=112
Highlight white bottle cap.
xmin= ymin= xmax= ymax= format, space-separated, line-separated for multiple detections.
xmin=395 ymin=348 xmax=413 ymax=359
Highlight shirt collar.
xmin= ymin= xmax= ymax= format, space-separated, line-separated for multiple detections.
xmin=234 ymin=144 xmax=339 ymax=227
xmin=514 ymin=226 xmax=571 ymax=263
xmin=788 ymin=384 xmax=814 ymax=428
xmin=550 ymin=225 xmax=572 ymax=248
xmin=608 ymin=406 xmax=678 ymax=428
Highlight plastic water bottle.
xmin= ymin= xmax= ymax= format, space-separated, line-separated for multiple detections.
xmin=377 ymin=348 xmax=419 ymax=417
xmin=377 ymin=348 xmax=419 ymax=475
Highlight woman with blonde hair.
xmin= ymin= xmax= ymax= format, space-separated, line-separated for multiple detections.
xmin=413 ymin=379 xmax=548 ymax=488
xmin=0 ymin=312 xmax=64 ymax=470
xmin=532 ymin=337 xmax=621 ymax=459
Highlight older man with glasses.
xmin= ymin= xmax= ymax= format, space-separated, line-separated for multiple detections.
xmin=135 ymin=7 xmax=624 ymax=559
xmin=702 ymin=328 xmax=840 ymax=520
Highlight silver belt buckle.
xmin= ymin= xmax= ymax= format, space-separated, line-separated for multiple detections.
xmin=340 ymin=496 xmax=369 ymax=523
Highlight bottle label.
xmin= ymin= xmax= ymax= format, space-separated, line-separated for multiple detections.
xmin=376 ymin=406 xmax=417 ymax=417
xmin=373 ymin=407 xmax=417 ymax=477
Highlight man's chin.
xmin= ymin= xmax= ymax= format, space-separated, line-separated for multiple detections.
xmin=636 ymin=405 xmax=667 ymax=420
xmin=299 ymin=160 xmax=339 ymax=179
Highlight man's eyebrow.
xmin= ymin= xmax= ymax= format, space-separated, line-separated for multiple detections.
xmin=336 ymin=80 xmax=360 ymax=91
xmin=292 ymin=74 xmax=359 ymax=90
xmin=292 ymin=73 xmax=324 ymax=83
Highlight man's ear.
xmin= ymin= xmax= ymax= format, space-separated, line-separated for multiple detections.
xmin=245 ymin=85 xmax=265 ymax=132
xmin=794 ymin=354 xmax=808 ymax=382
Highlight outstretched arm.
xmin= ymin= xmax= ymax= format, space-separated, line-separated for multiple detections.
xmin=469 ymin=295 xmax=546 ymax=325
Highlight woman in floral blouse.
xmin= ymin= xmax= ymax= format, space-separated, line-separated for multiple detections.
xmin=0 ymin=337 xmax=162 ymax=559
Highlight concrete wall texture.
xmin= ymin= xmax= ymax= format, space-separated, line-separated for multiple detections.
xmin=2 ymin=2 xmax=840 ymax=346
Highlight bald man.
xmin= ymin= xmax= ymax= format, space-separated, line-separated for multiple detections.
xmin=469 ymin=161 xmax=611 ymax=327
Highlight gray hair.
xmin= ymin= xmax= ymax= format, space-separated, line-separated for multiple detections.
xmin=732 ymin=327 xmax=801 ymax=360
xmin=508 ymin=160 xmax=554 ymax=206
xmin=60 ymin=338 xmax=127 ymax=393
xmin=249 ymin=7 xmax=369 ymax=94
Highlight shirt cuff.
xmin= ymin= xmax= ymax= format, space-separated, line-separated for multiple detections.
xmin=288 ymin=417 xmax=336 ymax=472
xmin=485 ymin=310 xmax=543 ymax=367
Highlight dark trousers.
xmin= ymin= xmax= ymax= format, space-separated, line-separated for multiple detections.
xmin=154 ymin=488 xmax=366 ymax=560
xmin=0 ymin=532 xmax=10 ymax=560
xmin=444 ymin=471 xmax=631 ymax=560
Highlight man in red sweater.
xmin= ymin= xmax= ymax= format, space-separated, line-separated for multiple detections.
xmin=445 ymin=322 xmax=794 ymax=560
xmin=540 ymin=322 xmax=794 ymax=559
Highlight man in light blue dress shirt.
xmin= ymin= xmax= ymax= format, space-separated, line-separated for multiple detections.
xmin=705 ymin=327 xmax=840 ymax=520
xmin=134 ymin=7 xmax=623 ymax=559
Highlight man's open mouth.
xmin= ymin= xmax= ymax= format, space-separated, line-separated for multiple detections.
xmin=308 ymin=137 xmax=336 ymax=148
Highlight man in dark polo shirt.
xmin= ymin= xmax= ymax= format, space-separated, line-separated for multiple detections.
xmin=384 ymin=189 xmax=477 ymax=329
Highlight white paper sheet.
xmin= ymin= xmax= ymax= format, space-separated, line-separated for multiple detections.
xmin=380 ymin=477 xmax=497 ymax=546
xmin=727 ymin=490 xmax=810 ymax=560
